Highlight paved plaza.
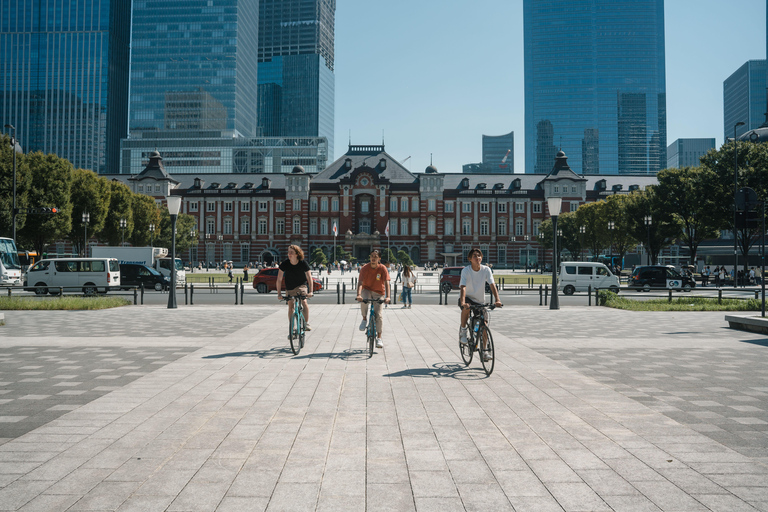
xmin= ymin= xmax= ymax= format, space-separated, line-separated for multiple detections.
xmin=0 ymin=304 xmax=767 ymax=511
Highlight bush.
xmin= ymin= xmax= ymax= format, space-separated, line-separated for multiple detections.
xmin=0 ymin=296 xmax=131 ymax=311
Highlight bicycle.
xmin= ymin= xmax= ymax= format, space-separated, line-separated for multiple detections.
xmin=360 ymin=298 xmax=386 ymax=357
xmin=460 ymin=303 xmax=501 ymax=375
xmin=281 ymin=293 xmax=309 ymax=355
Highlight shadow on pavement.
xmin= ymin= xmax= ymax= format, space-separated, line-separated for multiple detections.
xmin=203 ymin=347 xmax=294 ymax=359
xmin=383 ymin=362 xmax=488 ymax=380
xmin=293 ymin=349 xmax=371 ymax=361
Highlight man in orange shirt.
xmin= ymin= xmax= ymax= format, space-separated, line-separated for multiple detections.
xmin=356 ymin=250 xmax=391 ymax=348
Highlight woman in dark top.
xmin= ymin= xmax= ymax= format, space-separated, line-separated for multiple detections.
xmin=277 ymin=245 xmax=314 ymax=331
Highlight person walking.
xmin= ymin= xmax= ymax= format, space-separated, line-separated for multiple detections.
xmin=400 ymin=265 xmax=417 ymax=309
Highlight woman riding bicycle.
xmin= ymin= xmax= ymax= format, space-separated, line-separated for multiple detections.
xmin=277 ymin=245 xmax=314 ymax=333
xmin=459 ymin=248 xmax=502 ymax=361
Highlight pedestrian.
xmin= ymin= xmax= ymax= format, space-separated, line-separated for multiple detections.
xmin=243 ymin=264 xmax=249 ymax=282
xmin=702 ymin=266 xmax=710 ymax=287
xmin=228 ymin=265 xmax=234 ymax=283
xmin=400 ymin=265 xmax=417 ymax=309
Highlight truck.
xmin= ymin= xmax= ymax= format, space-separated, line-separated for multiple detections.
xmin=91 ymin=246 xmax=185 ymax=285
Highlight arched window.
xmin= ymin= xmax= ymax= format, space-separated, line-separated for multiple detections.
xmin=360 ymin=218 xmax=371 ymax=234
xmin=293 ymin=216 xmax=301 ymax=234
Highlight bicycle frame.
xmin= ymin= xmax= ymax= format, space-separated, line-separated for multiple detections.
xmin=284 ymin=293 xmax=308 ymax=355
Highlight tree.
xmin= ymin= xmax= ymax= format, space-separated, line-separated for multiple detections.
xmin=310 ymin=247 xmax=327 ymax=266
xmin=382 ymin=248 xmax=397 ymax=265
xmin=333 ymin=245 xmax=351 ymax=264
xmin=654 ymin=166 xmax=719 ymax=266
xmin=575 ymin=201 xmax=608 ymax=260
xmin=603 ymin=194 xmax=640 ymax=268
xmin=0 ymin=134 xmax=31 ymax=238
xmin=155 ymin=210 xmax=196 ymax=254
xmin=129 ymin=194 xmax=162 ymax=247
xmin=625 ymin=188 xmax=681 ymax=265
xmin=69 ymin=169 xmax=111 ymax=256
xmin=100 ymin=181 xmax=133 ymax=246
xmin=397 ymin=249 xmax=414 ymax=267
xmin=556 ymin=212 xmax=583 ymax=261
xmin=17 ymin=152 xmax=73 ymax=256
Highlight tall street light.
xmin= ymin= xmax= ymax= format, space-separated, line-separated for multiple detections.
xmin=149 ymin=223 xmax=155 ymax=246
xmin=608 ymin=220 xmax=615 ymax=268
xmin=579 ymin=226 xmax=586 ymax=261
xmin=4 ymin=124 xmax=20 ymax=244
xmin=166 ymin=196 xmax=182 ymax=309
xmin=82 ymin=212 xmax=90 ymax=257
xmin=547 ymin=197 xmax=562 ymax=310
xmin=120 ymin=218 xmax=127 ymax=246
xmin=644 ymin=215 xmax=652 ymax=265
xmin=734 ymin=121 xmax=745 ymax=286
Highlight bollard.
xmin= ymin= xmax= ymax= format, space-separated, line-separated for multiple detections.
xmin=539 ymin=284 xmax=543 ymax=306
xmin=668 ymin=289 xmax=672 ymax=303
xmin=588 ymin=285 xmax=592 ymax=306
xmin=184 ymin=283 xmax=188 ymax=305
xmin=544 ymin=284 xmax=548 ymax=306
xmin=756 ymin=290 xmax=760 ymax=300
xmin=235 ymin=282 xmax=239 ymax=305
xmin=594 ymin=286 xmax=599 ymax=306
xmin=7 ymin=288 xmax=10 ymax=297
xmin=439 ymin=286 xmax=443 ymax=305
xmin=718 ymin=288 xmax=722 ymax=304
xmin=133 ymin=288 xmax=137 ymax=305
xmin=342 ymin=283 xmax=346 ymax=304
xmin=240 ymin=281 xmax=244 ymax=304
xmin=337 ymin=282 xmax=340 ymax=304
xmin=190 ymin=284 xmax=194 ymax=305
xmin=393 ymin=283 xmax=398 ymax=305
xmin=140 ymin=283 xmax=145 ymax=305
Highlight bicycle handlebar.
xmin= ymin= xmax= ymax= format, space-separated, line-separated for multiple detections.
xmin=359 ymin=298 xmax=386 ymax=304
xmin=279 ymin=294 xmax=310 ymax=301
xmin=468 ymin=303 xmax=502 ymax=310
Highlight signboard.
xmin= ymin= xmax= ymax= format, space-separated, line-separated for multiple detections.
xmin=666 ymin=279 xmax=682 ymax=289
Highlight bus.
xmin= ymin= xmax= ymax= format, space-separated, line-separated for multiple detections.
xmin=0 ymin=237 xmax=22 ymax=286
xmin=18 ymin=250 xmax=39 ymax=271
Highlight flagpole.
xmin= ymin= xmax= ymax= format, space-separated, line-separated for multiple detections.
xmin=333 ymin=222 xmax=336 ymax=270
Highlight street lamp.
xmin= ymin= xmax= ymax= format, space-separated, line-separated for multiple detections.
xmin=644 ymin=215 xmax=652 ymax=265
xmin=120 ymin=218 xmax=127 ymax=246
xmin=538 ymin=231 xmax=545 ymax=273
xmin=579 ymin=225 xmax=586 ymax=261
xmin=166 ymin=195 xmax=182 ymax=309
xmin=82 ymin=212 xmax=90 ymax=257
xmin=547 ymin=197 xmax=562 ymax=310
xmin=4 ymin=124 xmax=20 ymax=244
xmin=149 ymin=223 xmax=155 ymax=246
xmin=734 ymin=121 xmax=745 ymax=286
xmin=608 ymin=220 xmax=615 ymax=268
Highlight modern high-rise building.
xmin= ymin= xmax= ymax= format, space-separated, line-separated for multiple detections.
xmin=0 ymin=0 xmax=131 ymax=174
xmin=666 ymin=138 xmax=716 ymax=169
xmin=463 ymin=131 xmax=514 ymax=174
xmin=257 ymin=0 xmax=336 ymax=157
xmin=724 ymin=60 xmax=767 ymax=141
xmin=524 ymin=0 xmax=667 ymax=175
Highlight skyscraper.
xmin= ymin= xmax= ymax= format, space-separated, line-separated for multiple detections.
xmin=482 ymin=132 xmax=514 ymax=172
xmin=666 ymin=138 xmax=716 ymax=169
xmin=524 ymin=0 xmax=667 ymax=175
xmin=0 ymin=0 xmax=131 ymax=174
xmin=724 ymin=60 xmax=767 ymax=141
xmin=257 ymin=0 xmax=336 ymax=157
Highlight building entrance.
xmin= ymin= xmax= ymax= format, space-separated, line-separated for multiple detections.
xmin=355 ymin=246 xmax=372 ymax=261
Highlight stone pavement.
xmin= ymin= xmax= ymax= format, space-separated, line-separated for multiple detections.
xmin=0 ymin=304 xmax=767 ymax=511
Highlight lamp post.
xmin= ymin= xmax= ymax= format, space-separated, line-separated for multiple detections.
xmin=547 ymin=197 xmax=562 ymax=310
xmin=4 ymin=125 xmax=20 ymax=244
xmin=82 ymin=212 xmax=90 ymax=257
xmin=166 ymin=196 xmax=182 ymax=309
xmin=608 ymin=220 xmax=615 ymax=268
xmin=218 ymin=234 xmax=223 ymax=266
xmin=149 ymin=223 xmax=155 ymax=246
xmin=538 ymin=231 xmax=545 ymax=273
xmin=579 ymin=225 xmax=586 ymax=261
xmin=644 ymin=215 xmax=652 ymax=265
xmin=190 ymin=229 xmax=196 ymax=266
xmin=734 ymin=121 xmax=745 ymax=286
xmin=523 ymin=234 xmax=529 ymax=271
xmin=120 ymin=218 xmax=127 ymax=246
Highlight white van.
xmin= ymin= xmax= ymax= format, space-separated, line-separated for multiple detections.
xmin=24 ymin=258 xmax=120 ymax=295
xmin=558 ymin=261 xmax=620 ymax=295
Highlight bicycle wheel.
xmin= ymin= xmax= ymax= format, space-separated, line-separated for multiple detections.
xmin=479 ymin=325 xmax=495 ymax=376
xmin=289 ymin=316 xmax=299 ymax=355
xmin=460 ymin=329 xmax=473 ymax=366
xmin=300 ymin=315 xmax=306 ymax=349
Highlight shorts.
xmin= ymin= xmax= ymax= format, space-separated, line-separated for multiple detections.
xmin=286 ymin=285 xmax=308 ymax=300
xmin=458 ymin=297 xmax=491 ymax=324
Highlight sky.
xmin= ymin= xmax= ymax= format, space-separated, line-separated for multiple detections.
xmin=333 ymin=0 xmax=767 ymax=175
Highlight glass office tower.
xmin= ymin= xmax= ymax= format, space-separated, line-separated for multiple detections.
xmin=666 ymin=138 xmax=716 ymax=169
xmin=128 ymin=0 xmax=259 ymax=140
xmin=482 ymin=132 xmax=514 ymax=172
xmin=0 ymin=0 xmax=130 ymax=174
xmin=724 ymin=60 xmax=767 ymax=141
xmin=524 ymin=0 xmax=666 ymax=175
xmin=257 ymin=0 xmax=335 ymax=157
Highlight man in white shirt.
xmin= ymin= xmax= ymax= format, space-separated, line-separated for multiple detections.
xmin=459 ymin=248 xmax=502 ymax=361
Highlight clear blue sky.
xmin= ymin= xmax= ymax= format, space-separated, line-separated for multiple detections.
xmin=334 ymin=0 xmax=766 ymax=174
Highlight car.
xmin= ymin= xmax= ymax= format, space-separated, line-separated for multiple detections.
xmin=439 ymin=266 xmax=492 ymax=294
xmin=628 ymin=265 xmax=696 ymax=292
xmin=119 ymin=263 xmax=170 ymax=291
xmin=558 ymin=261 xmax=620 ymax=295
xmin=252 ymin=267 xmax=324 ymax=293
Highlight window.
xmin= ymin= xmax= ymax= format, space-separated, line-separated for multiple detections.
xmin=224 ymin=202 xmax=233 ymax=212
xmin=480 ymin=219 xmax=489 ymax=235
xmin=390 ymin=221 xmax=398 ymax=236
xmin=258 ymin=218 xmax=267 ymax=235
xmin=390 ymin=198 xmax=398 ymax=211
xmin=276 ymin=201 xmax=285 ymax=212
xmin=320 ymin=219 xmax=328 ymax=235
xmin=445 ymin=202 xmax=454 ymax=213
xmin=516 ymin=221 xmax=524 ymax=236
xmin=401 ymin=198 xmax=408 ymax=212
xmin=155 ymin=184 xmax=161 ymax=192
xmin=310 ymin=198 xmax=318 ymax=212
xmin=276 ymin=218 xmax=284 ymax=235
xmin=445 ymin=219 xmax=454 ymax=236
xmin=309 ymin=219 xmax=317 ymax=235
xmin=462 ymin=202 xmax=472 ymax=213
xmin=428 ymin=216 xmax=436 ymax=235
xmin=293 ymin=216 xmax=301 ymax=233
xmin=332 ymin=198 xmax=339 ymax=211
xmin=480 ymin=203 xmax=489 ymax=213
xmin=570 ymin=202 xmax=578 ymax=212
xmin=189 ymin=201 xmax=198 ymax=212
xmin=428 ymin=199 xmax=436 ymax=211
xmin=207 ymin=202 xmax=216 ymax=212
xmin=240 ymin=201 xmax=249 ymax=212
xmin=241 ymin=245 xmax=250 ymax=264
xmin=258 ymin=201 xmax=268 ymax=212
xmin=321 ymin=197 xmax=329 ymax=211
xmin=498 ymin=246 xmax=507 ymax=265
xmin=400 ymin=218 xmax=408 ymax=236
xmin=241 ymin=219 xmax=250 ymax=235
xmin=554 ymin=186 xmax=559 ymax=193
xmin=498 ymin=202 xmax=506 ymax=213
xmin=223 ymin=218 xmax=232 ymax=235
xmin=515 ymin=202 xmax=524 ymax=213
xmin=360 ymin=218 xmax=371 ymax=234
xmin=293 ymin=199 xmax=301 ymax=210
xmin=572 ymin=186 xmax=577 ymax=193
xmin=533 ymin=202 xmax=542 ymax=213
xmin=412 ymin=198 xmax=419 ymax=212
xmin=411 ymin=218 xmax=419 ymax=235
xmin=533 ymin=220 xmax=541 ymax=236
xmin=361 ymin=200 xmax=370 ymax=214
xmin=498 ymin=219 xmax=507 ymax=236
xmin=138 ymin=185 xmax=144 ymax=192
xmin=462 ymin=218 xmax=471 ymax=236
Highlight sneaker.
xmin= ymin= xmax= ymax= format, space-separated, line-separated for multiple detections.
xmin=376 ymin=338 xmax=383 ymax=348
xmin=305 ymin=323 xmax=312 ymax=331
xmin=482 ymin=351 xmax=493 ymax=362
xmin=401 ymin=304 xmax=408 ymax=309
xmin=359 ymin=319 xmax=367 ymax=331
xmin=460 ymin=327 xmax=468 ymax=345
xmin=407 ymin=304 xmax=411 ymax=309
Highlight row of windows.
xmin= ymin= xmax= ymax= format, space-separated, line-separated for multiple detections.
xmin=188 ymin=200 xmax=286 ymax=213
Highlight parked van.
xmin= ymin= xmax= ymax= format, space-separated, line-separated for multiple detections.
xmin=24 ymin=257 xmax=120 ymax=295
xmin=558 ymin=261 xmax=620 ymax=295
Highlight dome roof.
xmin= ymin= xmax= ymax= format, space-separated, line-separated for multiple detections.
xmin=291 ymin=165 xmax=305 ymax=174
xmin=737 ymin=114 xmax=768 ymax=143
xmin=425 ymin=165 xmax=438 ymax=174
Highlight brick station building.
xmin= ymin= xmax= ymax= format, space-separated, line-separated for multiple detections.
xmin=120 ymin=145 xmax=657 ymax=268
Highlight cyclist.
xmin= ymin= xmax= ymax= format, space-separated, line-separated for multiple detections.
xmin=277 ymin=245 xmax=314 ymax=334
xmin=356 ymin=250 xmax=391 ymax=348
xmin=459 ymin=248 xmax=502 ymax=361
